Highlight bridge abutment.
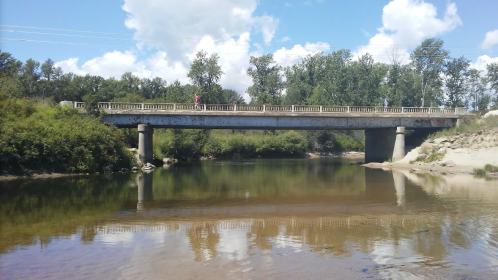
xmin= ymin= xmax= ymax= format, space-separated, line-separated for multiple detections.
xmin=138 ymin=124 xmax=154 ymax=164
xmin=365 ymin=126 xmax=405 ymax=163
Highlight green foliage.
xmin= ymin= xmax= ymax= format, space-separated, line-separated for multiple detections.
xmin=430 ymin=116 xmax=498 ymax=138
xmin=153 ymin=129 xmax=211 ymax=160
xmin=202 ymin=131 xmax=307 ymax=158
xmin=410 ymin=37 xmax=449 ymax=107
xmin=424 ymin=151 xmax=445 ymax=163
xmin=0 ymin=96 xmax=131 ymax=173
xmin=188 ymin=51 xmax=224 ymax=104
xmin=474 ymin=168 xmax=487 ymax=176
xmin=484 ymin=164 xmax=498 ymax=172
xmin=444 ymin=56 xmax=471 ymax=108
xmin=247 ymin=54 xmax=283 ymax=104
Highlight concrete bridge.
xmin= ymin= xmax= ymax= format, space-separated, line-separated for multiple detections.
xmin=71 ymin=102 xmax=471 ymax=163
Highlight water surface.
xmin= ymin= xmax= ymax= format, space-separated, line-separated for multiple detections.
xmin=1 ymin=158 xmax=498 ymax=279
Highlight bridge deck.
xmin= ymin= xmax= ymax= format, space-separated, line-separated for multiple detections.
xmin=72 ymin=102 xmax=471 ymax=129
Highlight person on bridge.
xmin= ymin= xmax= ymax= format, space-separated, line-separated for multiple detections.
xmin=195 ymin=93 xmax=200 ymax=110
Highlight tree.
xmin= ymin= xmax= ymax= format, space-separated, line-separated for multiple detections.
xmin=222 ymin=89 xmax=246 ymax=104
xmin=188 ymin=51 xmax=223 ymax=104
xmin=488 ymin=62 xmax=498 ymax=91
xmin=41 ymin=59 xmax=55 ymax=81
xmin=348 ymin=54 xmax=388 ymax=106
xmin=386 ymin=47 xmax=404 ymax=106
xmin=0 ymin=51 xmax=23 ymax=97
xmin=410 ymin=38 xmax=449 ymax=107
xmin=487 ymin=62 xmax=498 ymax=104
xmin=444 ymin=56 xmax=470 ymax=107
xmin=466 ymin=69 xmax=489 ymax=114
xmin=247 ymin=54 xmax=283 ymax=104
xmin=19 ymin=59 xmax=41 ymax=97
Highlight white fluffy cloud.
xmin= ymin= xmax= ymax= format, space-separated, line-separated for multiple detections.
xmin=55 ymin=51 xmax=151 ymax=79
xmin=480 ymin=30 xmax=498 ymax=49
xmin=470 ymin=55 xmax=498 ymax=72
xmin=122 ymin=0 xmax=278 ymax=57
xmin=55 ymin=0 xmax=329 ymax=100
xmin=354 ymin=0 xmax=462 ymax=63
xmin=274 ymin=42 xmax=330 ymax=67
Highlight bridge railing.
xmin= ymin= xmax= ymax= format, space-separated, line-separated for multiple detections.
xmin=73 ymin=102 xmax=469 ymax=115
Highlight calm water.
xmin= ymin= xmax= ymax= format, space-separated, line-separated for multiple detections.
xmin=1 ymin=158 xmax=498 ymax=279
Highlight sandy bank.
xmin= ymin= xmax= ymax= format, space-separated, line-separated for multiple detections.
xmin=364 ymin=127 xmax=498 ymax=177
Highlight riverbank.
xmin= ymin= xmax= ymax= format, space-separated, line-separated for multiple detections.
xmin=364 ymin=118 xmax=498 ymax=178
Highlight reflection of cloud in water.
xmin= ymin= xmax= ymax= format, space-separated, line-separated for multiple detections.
xmin=98 ymin=232 xmax=134 ymax=246
xmin=371 ymin=239 xmax=422 ymax=280
xmin=218 ymin=229 xmax=248 ymax=260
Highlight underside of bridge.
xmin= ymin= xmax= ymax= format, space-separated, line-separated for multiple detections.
xmin=135 ymin=123 xmax=418 ymax=164
xmin=104 ymin=113 xmax=461 ymax=164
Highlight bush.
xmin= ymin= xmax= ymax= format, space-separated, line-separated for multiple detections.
xmin=0 ymin=97 xmax=131 ymax=173
xmin=474 ymin=168 xmax=487 ymax=176
xmin=484 ymin=164 xmax=498 ymax=172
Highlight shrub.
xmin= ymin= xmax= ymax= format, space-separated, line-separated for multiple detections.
xmin=0 ymin=97 xmax=131 ymax=173
xmin=474 ymin=168 xmax=487 ymax=176
xmin=484 ymin=164 xmax=498 ymax=172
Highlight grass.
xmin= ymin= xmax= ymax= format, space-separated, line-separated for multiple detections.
xmin=484 ymin=164 xmax=498 ymax=173
xmin=430 ymin=116 xmax=498 ymax=139
xmin=474 ymin=168 xmax=487 ymax=176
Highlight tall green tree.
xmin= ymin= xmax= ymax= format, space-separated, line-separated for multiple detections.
xmin=0 ymin=51 xmax=23 ymax=97
xmin=323 ymin=49 xmax=352 ymax=105
xmin=487 ymin=62 xmax=498 ymax=108
xmin=247 ymin=54 xmax=283 ymax=104
xmin=188 ymin=51 xmax=224 ymax=104
xmin=444 ymin=56 xmax=470 ymax=107
xmin=466 ymin=68 xmax=489 ymax=114
xmin=19 ymin=59 xmax=41 ymax=97
xmin=410 ymin=38 xmax=449 ymax=107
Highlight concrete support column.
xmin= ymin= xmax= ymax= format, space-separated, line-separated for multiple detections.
xmin=365 ymin=126 xmax=405 ymax=163
xmin=392 ymin=126 xmax=405 ymax=162
xmin=456 ymin=118 xmax=464 ymax=127
xmin=138 ymin=124 xmax=154 ymax=164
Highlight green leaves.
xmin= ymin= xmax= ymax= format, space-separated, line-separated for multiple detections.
xmin=188 ymin=51 xmax=224 ymax=104
xmin=247 ymin=54 xmax=283 ymax=104
xmin=0 ymin=97 xmax=130 ymax=173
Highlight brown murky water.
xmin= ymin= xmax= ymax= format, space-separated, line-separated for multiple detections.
xmin=1 ymin=158 xmax=498 ymax=279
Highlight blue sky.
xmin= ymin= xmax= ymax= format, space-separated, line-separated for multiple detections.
xmin=1 ymin=0 xmax=498 ymax=97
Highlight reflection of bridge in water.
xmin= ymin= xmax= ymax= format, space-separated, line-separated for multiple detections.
xmin=108 ymin=168 xmax=444 ymax=235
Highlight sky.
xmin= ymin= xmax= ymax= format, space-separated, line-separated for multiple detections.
xmin=1 ymin=0 xmax=498 ymax=100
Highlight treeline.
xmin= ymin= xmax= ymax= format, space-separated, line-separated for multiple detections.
xmin=1 ymin=38 xmax=497 ymax=112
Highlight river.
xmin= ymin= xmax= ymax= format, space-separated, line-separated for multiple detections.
xmin=1 ymin=158 xmax=498 ymax=279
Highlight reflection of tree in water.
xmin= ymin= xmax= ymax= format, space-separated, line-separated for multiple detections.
xmin=0 ymin=174 xmax=134 ymax=253
xmin=152 ymin=158 xmax=366 ymax=200
xmin=186 ymin=225 xmax=220 ymax=262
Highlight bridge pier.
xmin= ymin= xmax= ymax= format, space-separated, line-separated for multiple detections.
xmin=138 ymin=124 xmax=154 ymax=164
xmin=365 ymin=126 xmax=405 ymax=163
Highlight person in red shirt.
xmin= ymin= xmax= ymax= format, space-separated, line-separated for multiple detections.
xmin=195 ymin=93 xmax=200 ymax=110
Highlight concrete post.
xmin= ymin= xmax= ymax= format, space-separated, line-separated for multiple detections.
xmin=138 ymin=124 xmax=154 ymax=164
xmin=456 ymin=118 xmax=464 ymax=127
xmin=138 ymin=124 xmax=147 ymax=164
xmin=392 ymin=126 xmax=405 ymax=162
